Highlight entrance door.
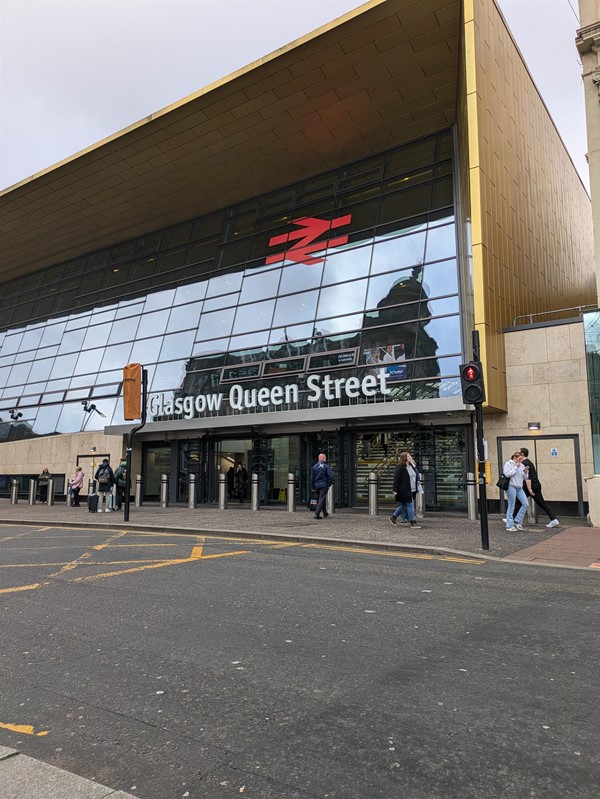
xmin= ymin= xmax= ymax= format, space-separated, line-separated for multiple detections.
xmin=143 ymin=444 xmax=172 ymax=499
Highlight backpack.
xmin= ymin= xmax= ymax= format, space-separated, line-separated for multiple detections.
xmin=98 ymin=466 xmax=111 ymax=484
xmin=116 ymin=467 xmax=127 ymax=486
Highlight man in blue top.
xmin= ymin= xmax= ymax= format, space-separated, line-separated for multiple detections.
xmin=311 ymin=453 xmax=334 ymax=520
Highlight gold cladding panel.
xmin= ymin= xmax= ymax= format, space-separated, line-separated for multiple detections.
xmin=462 ymin=0 xmax=595 ymax=412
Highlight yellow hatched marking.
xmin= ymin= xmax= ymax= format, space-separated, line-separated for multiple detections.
xmin=197 ymin=550 xmax=249 ymax=559
xmin=50 ymin=530 xmax=128 ymax=575
xmin=268 ymin=542 xmax=302 ymax=549
xmin=0 ymin=583 xmax=45 ymax=594
xmin=70 ymin=558 xmax=191 ymax=583
xmin=0 ymin=721 xmax=49 ymax=736
xmin=93 ymin=543 xmax=177 ymax=549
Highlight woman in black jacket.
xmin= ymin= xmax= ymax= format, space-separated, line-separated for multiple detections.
xmin=390 ymin=451 xmax=421 ymax=528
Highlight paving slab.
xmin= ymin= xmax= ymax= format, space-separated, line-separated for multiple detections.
xmin=0 ymin=750 xmax=137 ymax=799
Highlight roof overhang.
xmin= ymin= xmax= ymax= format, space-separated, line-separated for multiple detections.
xmin=0 ymin=0 xmax=461 ymax=282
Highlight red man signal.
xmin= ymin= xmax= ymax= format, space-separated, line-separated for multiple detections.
xmin=459 ymin=361 xmax=485 ymax=405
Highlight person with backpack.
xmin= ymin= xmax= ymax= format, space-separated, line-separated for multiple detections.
xmin=94 ymin=458 xmax=114 ymax=512
xmin=113 ymin=458 xmax=128 ymax=511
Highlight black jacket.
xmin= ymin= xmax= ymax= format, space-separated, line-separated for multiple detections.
xmin=392 ymin=464 xmax=412 ymax=503
xmin=522 ymin=458 xmax=541 ymax=496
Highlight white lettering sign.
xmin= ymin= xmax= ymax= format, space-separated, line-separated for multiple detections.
xmin=147 ymin=373 xmax=390 ymax=421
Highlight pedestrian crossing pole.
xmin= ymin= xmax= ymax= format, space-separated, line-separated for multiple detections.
xmin=471 ymin=331 xmax=489 ymax=550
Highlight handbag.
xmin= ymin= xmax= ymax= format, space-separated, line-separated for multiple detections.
xmin=496 ymin=474 xmax=510 ymax=492
xmin=308 ymin=492 xmax=317 ymax=512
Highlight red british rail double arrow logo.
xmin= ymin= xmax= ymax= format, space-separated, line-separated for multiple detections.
xmin=265 ymin=214 xmax=352 ymax=267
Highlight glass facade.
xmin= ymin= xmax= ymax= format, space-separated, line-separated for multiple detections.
xmin=583 ymin=310 xmax=600 ymax=470
xmin=0 ymin=130 xmax=462 ymax=440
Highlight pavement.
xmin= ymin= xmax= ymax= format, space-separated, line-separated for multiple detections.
xmin=1 ymin=499 xmax=598 ymax=798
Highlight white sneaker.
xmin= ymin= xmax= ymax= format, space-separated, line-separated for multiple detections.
xmin=97 ymin=509 xmax=102 ymax=513
xmin=506 ymin=526 xmax=517 ymax=532
xmin=546 ymin=519 xmax=559 ymax=528
xmin=502 ymin=518 xmax=507 ymax=523
xmin=105 ymin=507 xmax=111 ymax=512
xmin=516 ymin=524 xmax=524 ymax=530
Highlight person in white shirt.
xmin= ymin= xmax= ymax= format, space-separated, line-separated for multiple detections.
xmin=503 ymin=451 xmax=528 ymax=531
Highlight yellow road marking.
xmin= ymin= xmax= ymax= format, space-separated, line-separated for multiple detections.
xmin=0 ymin=583 xmax=45 ymax=594
xmin=50 ymin=530 xmax=128 ymax=575
xmin=70 ymin=557 xmax=191 ymax=582
xmin=301 ymin=543 xmax=485 ymax=564
xmin=268 ymin=542 xmax=302 ymax=549
xmin=92 ymin=543 xmax=177 ymax=549
xmin=191 ymin=545 xmax=204 ymax=559
xmin=0 ymin=721 xmax=49 ymax=736
xmin=197 ymin=550 xmax=249 ymax=559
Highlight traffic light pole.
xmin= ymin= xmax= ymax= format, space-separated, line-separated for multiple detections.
xmin=472 ymin=331 xmax=489 ymax=550
xmin=124 ymin=368 xmax=148 ymax=523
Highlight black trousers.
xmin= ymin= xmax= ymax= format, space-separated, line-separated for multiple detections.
xmin=314 ymin=486 xmax=329 ymax=517
xmin=515 ymin=488 xmax=556 ymax=521
xmin=72 ymin=487 xmax=81 ymax=506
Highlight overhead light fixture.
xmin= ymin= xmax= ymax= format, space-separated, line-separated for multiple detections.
xmin=527 ymin=421 xmax=541 ymax=431
xmin=82 ymin=402 xmax=107 ymax=418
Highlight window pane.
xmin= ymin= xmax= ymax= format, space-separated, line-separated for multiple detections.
xmin=379 ymin=185 xmax=431 ymax=225
xmin=159 ymin=330 xmax=195 ymax=361
xmin=82 ymin=322 xmax=113 ymax=351
xmin=228 ymin=331 xmax=270 ymax=351
xmin=422 ymin=260 xmax=458 ymax=298
xmin=425 ymin=224 xmax=456 ymax=262
xmin=370 ymin=231 xmax=426 ymax=275
xmin=137 ymin=309 xmax=170 ymax=339
xmin=130 ymin=336 xmax=164 ymax=365
xmin=151 ymin=360 xmax=188 ymax=391
xmin=73 ymin=348 xmax=105 ymax=375
xmin=206 ymin=271 xmax=243 ymax=298
xmin=321 ymin=245 xmax=372 ymax=286
xmin=49 ymin=354 xmax=78 ymax=379
xmin=232 ymin=300 xmax=275 ymax=335
xmin=100 ymin=344 xmax=133 ymax=372
xmin=7 ymin=362 xmax=32 ymax=385
xmin=108 ymin=318 xmax=139 ymax=346
xmin=418 ymin=315 xmax=461 ymax=356
xmin=166 ymin=301 xmax=203 ymax=333
xmin=19 ymin=328 xmax=43 ymax=352
xmin=272 ymin=290 xmax=319 ymax=328
xmin=317 ymin=280 xmax=367 ymax=319
xmin=239 ymin=268 xmax=282 ymax=303
xmin=312 ymin=313 xmax=363 ymax=334
xmin=144 ymin=288 xmax=176 ymax=312
xmin=28 ymin=357 xmax=56 ymax=382
xmin=31 ymin=405 xmax=61 ymax=436
xmin=173 ymin=280 xmax=208 ymax=306
xmin=196 ymin=308 xmax=235 ymax=341
xmin=279 ymin=263 xmax=323 ymax=295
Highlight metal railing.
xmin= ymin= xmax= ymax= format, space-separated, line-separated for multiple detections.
xmin=512 ymin=305 xmax=595 ymax=327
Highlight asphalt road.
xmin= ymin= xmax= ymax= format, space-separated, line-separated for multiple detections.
xmin=0 ymin=523 xmax=599 ymax=799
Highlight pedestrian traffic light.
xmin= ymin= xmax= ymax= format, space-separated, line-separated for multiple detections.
xmin=460 ymin=361 xmax=486 ymax=405
xmin=123 ymin=363 xmax=142 ymax=420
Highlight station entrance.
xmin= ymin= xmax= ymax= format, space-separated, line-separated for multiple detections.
xmin=141 ymin=424 xmax=470 ymax=512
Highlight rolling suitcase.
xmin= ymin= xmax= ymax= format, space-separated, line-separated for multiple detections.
xmin=87 ymin=493 xmax=99 ymax=513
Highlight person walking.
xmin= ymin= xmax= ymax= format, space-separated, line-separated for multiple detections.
xmin=311 ymin=453 xmax=334 ymax=520
xmin=113 ymin=458 xmax=128 ymax=511
xmin=520 ymin=447 xmax=560 ymax=528
xmin=504 ymin=450 xmax=528 ymax=531
xmin=234 ymin=462 xmax=248 ymax=504
xmin=37 ymin=468 xmax=51 ymax=504
xmin=71 ymin=466 xmax=84 ymax=507
xmin=389 ymin=451 xmax=421 ymax=528
xmin=94 ymin=458 xmax=114 ymax=512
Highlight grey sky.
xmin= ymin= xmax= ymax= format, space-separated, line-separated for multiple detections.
xmin=0 ymin=0 xmax=588 ymax=192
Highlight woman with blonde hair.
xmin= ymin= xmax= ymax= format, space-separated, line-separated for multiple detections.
xmin=503 ymin=450 xmax=528 ymax=532
xmin=71 ymin=465 xmax=84 ymax=507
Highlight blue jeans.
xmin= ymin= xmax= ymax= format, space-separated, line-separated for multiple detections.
xmin=506 ymin=485 xmax=528 ymax=527
xmin=392 ymin=499 xmax=415 ymax=522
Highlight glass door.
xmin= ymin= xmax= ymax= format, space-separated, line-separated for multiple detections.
xmin=143 ymin=444 xmax=172 ymax=499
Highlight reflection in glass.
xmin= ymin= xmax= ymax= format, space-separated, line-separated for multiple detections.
xmin=49 ymin=354 xmax=79 ymax=379
xmin=232 ymin=300 xmax=275 ymax=335
xmin=100 ymin=344 xmax=133 ymax=372
xmin=32 ymin=405 xmax=61 ymax=436
xmin=317 ymin=280 xmax=367 ymax=320
xmin=82 ymin=322 xmax=112 ymax=351
xmin=370 ymin=231 xmax=426 ymax=275
xmin=425 ymin=296 xmax=460 ymax=317
xmin=108 ymin=318 xmax=139 ymax=346
xmin=151 ymin=360 xmax=188 ymax=391
xmin=422 ymin=260 xmax=458 ymax=298
xmin=425 ymin=224 xmax=456 ymax=262
xmin=240 ymin=268 xmax=282 ymax=303
xmin=202 ymin=293 xmax=240 ymax=313
xmin=159 ymin=331 xmax=194 ymax=362
xmin=321 ymin=245 xmax=373 ymax=286
xmin=196 ymin=308 xmax=235 ymax=342
xmin=166 ymin=301 xmax=203 ymax=333
xmin=312 ymin=313 xmax=363 ymax=334
xmin=144 ymin=288 xmax=176 ymax=312
xmin=205 ymin=271 xmax=243 ymax=298
xmin=272 ymin=290 xmax=319 ymax=328
xmin=1 ymin=333 xmax=24 ymax=355
xmin=28 ymin=358 xmax=56 ymax=382
xmin=7 ymin=362 xmax=32 ymax=386
xmin=227 ymin=331 xmax=270 ymax=352
xmin=190 ymin=339 xmax=229 ymax=361
xmin=19 ymin=328 xmax=43 ymax=352
xmin=268 ymin=322 xmax=314 ymax=346
xmin=173 ymin=281 xmax=208 ymax=306
xmin=277 ymin=262 xmax=322 ymax=297
xmin=418 ymin=316 xmax=461 ymax=356
xmin=129 ymin=336 xmax=164 ymax=366
xmin=136 ymin=309 xmax=169 ymax=340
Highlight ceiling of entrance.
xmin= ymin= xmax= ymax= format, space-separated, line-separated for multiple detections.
xmin=0 ymin=0 xmax=460 ymax=281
